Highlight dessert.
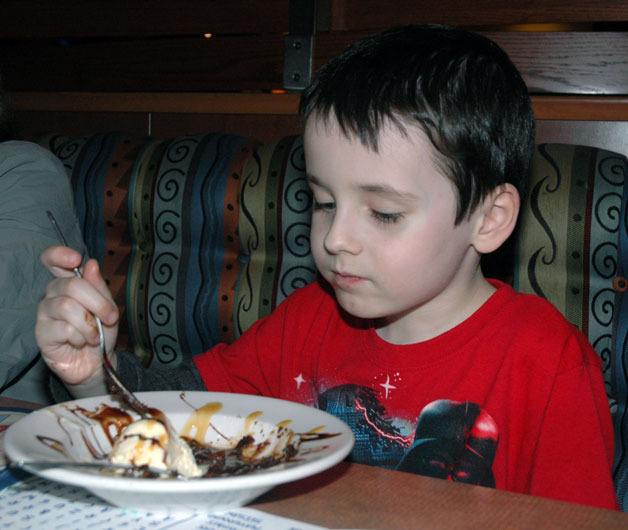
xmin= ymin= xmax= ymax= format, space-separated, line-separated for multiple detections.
xmin=36 ymin=395 xmax=338 ymax=480
xmin=109 ymin=418 xmax=203 ymax=478
xmin=85 ymin=400 xmax=302 ymax=478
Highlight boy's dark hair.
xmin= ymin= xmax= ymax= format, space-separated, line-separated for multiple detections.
xmin=300 ymin=25 xmax=535 ymax=224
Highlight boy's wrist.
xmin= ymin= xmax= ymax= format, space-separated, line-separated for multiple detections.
xmin=65 ymin=351 xmax=118 ymax=399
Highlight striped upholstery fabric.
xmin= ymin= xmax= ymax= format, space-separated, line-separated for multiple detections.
xmin=40 ymin=132 xmax=316 ymax=368
xmin=513 ymin=143 xmax=628 ymax=510
xmin=40 ymin=135 xmax=627 ymax=508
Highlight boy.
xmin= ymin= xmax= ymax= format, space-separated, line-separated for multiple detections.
xmin=35 ymin=25 xmax=617 ymax=509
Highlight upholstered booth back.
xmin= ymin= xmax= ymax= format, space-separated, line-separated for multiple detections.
xmin=40 ymin=133 xmax=628 ymax=510
xmin=512 ymin=145 xmax=628 ymax=510
xmin=41 ymin=133 xmax=316 ymax=368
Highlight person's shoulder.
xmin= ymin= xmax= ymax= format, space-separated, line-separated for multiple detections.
xmin=493 ymin=282 xmax=574 ymax=332
xmin=493 ymin=281 xmax=599 ymax=373
xmin=0 ymin=140 xmax=65 ymax=175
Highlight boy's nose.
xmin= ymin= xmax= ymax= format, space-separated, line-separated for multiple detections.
xmin=323 ymin=214 xmax=362 ymax=255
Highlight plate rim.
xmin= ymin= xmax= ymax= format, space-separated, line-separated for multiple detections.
xmin=4 ymin=390 xmax=355 ymax=493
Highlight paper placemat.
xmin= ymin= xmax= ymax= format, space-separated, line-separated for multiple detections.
xmin=0 ymin=407 xmax=29 ymax=468
xmin=0 ymin=475 xmax=327 ymax=530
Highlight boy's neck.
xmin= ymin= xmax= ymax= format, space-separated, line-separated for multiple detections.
xmin=374 ymin=273 xmax=496 ymax=345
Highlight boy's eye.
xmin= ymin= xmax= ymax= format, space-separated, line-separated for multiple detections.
xmin=371 ymin=210 xmax=403 ymax=224
xmin=313 ymin=200 xmax=335 ymax=211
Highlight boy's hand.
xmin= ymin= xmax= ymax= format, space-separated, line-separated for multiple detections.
xmin=36 ymin=245 xmax=119 ymax=386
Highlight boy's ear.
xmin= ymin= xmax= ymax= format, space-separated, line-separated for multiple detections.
xmin=472 ymin=183 xmax=520 ymax=254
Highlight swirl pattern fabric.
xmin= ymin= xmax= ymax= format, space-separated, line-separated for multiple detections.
xmin=513 ymin=143 xmax=628 ymax=509
xmin=613 ymin=158 xmax=628 ymax=511
xmin=40 ymin=133 xmax=316 ymax=369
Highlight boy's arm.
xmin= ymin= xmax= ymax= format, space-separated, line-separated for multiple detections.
xmin=48 ymin=289 xmax=304 ymax=401
xmin=49 ymin=349 xmax=206 ymax=402
xmin=193 ymin=307 xmax=289 ymax=396
xmin=48 ymin=282 xmax=324 ymax=401
xmin=529 ymin=333 xmax=617 ymax=510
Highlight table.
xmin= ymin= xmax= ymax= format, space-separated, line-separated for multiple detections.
xmin=254 ymin=462 xmax=628 ymax=529
xmin=2 ymin=397 xmax=627 ymax=530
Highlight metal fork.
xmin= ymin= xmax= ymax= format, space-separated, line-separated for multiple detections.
xmin=10 ymin=459 xmax=185 ymax=479
xmin=45 ymin=210 xmax=150 ymax=416
xmin=45 ymin=211 xmax=198 ymax=476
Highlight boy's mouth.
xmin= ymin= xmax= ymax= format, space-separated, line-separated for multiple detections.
xmin=332 ymin=271 xmax=365 ymax=289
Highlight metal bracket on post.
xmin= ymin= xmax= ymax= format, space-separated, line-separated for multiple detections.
xmin=283 ymin=0 xmax=316 ymax=91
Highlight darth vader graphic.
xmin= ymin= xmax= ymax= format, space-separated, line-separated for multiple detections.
xmin=396 ymin=398 xmax=498 ymax=486
xmin=318 ymin=386 xmax=498 ymax=487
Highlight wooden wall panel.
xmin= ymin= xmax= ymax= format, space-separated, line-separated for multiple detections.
xmin=0 ymin=0 xmax=292 ymax=38
xmin=0 ymin=34 xmax=286 ymax=92
xmin=312 ymin=31 xmax=628 ymax=95
xmin=3 ymin=0 xmax=628 ymax=131
xmin=3 ymin=0 xmax=624 ymax=39
xmin=2 ymin=31 xmax=628 ymax=95
xmin=486 ymin=32 xmax=628 ymax=94
xmin=331 ymin=0 xmax=628 ymax=30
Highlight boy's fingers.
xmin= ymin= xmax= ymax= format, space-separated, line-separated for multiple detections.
xmin=36 ymin=318 xmax=102 ymax=384
xmin=44 ymin=276 xmax=118 ymax=327
xmin=82 ymin=259 xmax=115 ymax=303
xmin=38 ymin=296 xmax=101 ymax=346
xmin=81 ymin=259 xmax=119 ymax=325
xmin=40 ymin=245 xmax=84 ymax=277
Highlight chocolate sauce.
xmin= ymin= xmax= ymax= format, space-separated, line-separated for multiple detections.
xmin=41 ymin=398 xmax=338 ymax=479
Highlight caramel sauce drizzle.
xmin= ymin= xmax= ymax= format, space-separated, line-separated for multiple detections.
xmin=244 ymin=411 xmax=263 ymax=433
xmin=179 ymin=402 xmax=223 ymax=444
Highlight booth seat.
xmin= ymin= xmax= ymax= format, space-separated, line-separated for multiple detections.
xmin=39 ymin=132 xmax=628 ymax=510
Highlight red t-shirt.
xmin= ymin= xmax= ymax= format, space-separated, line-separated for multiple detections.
xmin=194 ymin=279 xmax=617 ymax=509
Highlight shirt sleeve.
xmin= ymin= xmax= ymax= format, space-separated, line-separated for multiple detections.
xmin=192 ymin=299 xmax=290 ymax=396
xmin=0 ymin=141 xmax=84 ymax=399
xmin=193 ymin=282 xmax=327 ymax=397
xmin=528 ymin=332 xmax=618 ymax=510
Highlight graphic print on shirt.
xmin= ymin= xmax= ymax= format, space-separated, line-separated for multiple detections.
xmin=317 ymin=385 xmax=499 ymax=487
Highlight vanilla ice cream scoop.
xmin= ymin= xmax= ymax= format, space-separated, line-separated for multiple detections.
xmin=109 ymin=418 xmax=203 ymax=478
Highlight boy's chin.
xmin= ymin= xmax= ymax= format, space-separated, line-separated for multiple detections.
xmin=333 ymin=291 xmax=388 ymax=320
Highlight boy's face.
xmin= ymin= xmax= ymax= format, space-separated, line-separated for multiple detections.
xmin=304 ymin=115 xmax=487 ymax=339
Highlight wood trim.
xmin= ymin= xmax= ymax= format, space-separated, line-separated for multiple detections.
xmin=532 ymin=96 xmax=628 ymax=120
xmin=9 ymin=92 xmax=628 ymax=121
xmin=8 ymin=92 xmax=301 ymax=115
xmin=2 ymin=0 xmax=627 ymax=39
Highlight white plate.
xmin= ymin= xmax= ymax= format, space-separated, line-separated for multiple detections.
xmin=4 ymin=391 xmax=354 ymax=512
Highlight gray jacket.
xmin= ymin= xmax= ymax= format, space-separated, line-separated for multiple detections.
xmin=0 ymin=141 xmax=84 ymax=403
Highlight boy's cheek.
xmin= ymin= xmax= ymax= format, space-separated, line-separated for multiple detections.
xmin=309 ymin=220 xmax=325 ymax=247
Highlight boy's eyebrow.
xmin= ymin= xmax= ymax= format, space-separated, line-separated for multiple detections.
xmin=307 ymin=174 xmax=418 ymax=201
xmin=358 ymin=184 xmax=419 ymax=201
